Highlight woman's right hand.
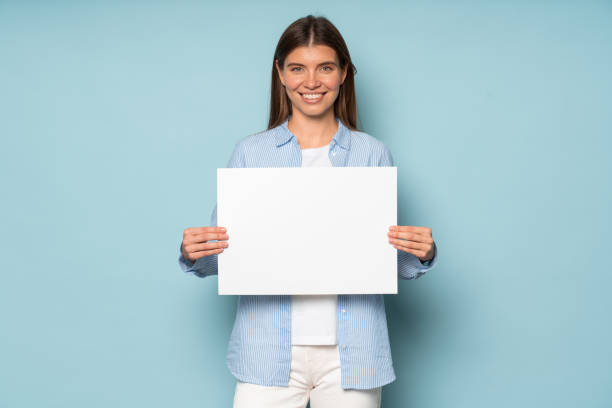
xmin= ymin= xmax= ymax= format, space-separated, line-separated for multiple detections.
xmin=181 ymin=226 xmax=229 ymax=263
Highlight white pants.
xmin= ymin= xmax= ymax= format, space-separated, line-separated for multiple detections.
xmin=233 ymin=345 xmax=381 ymax=408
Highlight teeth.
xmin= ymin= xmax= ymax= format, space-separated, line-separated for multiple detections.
xmin=303 ymin=93 xmax=323 ymax=99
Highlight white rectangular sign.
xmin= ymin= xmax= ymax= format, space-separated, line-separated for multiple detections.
xmin=217 ymin=167 xmax=397 ymax=295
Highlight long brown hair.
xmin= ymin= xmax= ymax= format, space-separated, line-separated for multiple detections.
xmin=268 ymin=15 xmax=358 ymax=130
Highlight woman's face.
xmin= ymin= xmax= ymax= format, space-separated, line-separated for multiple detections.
xmin=276 ymin=44 xmax=348 ymax=120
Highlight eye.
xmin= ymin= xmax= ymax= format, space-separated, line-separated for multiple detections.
xmin=321 ymin=65 xmax=334 ymax=72
xmin=291 ymin=67 xmax=303 ymax=72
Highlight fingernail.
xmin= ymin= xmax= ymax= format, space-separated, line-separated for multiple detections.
xmin=220 ymin=227 xmax=226 ymax=232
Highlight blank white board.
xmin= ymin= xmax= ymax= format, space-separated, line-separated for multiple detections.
xmin=217 ymin=167 xmax=397 ymax=295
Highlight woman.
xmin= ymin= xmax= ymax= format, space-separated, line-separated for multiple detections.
xmin=179 ymin=15 xmax=438 ymax=408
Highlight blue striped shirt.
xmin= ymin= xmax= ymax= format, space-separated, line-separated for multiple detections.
xmin=178 ymin=116 xmax=438 ymax=390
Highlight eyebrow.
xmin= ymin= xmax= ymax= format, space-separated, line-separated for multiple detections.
xmin=286 ymin=61 xmax=338 ymax=67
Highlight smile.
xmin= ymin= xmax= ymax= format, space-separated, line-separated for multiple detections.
xmin=299 ymin=92 xmax=326 ymax=103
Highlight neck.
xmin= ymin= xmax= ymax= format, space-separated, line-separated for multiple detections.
xmin=288 ymin=109 xmax=338 ymax=149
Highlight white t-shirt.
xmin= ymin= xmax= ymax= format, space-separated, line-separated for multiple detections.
xmin=291 ymin=144 xmax=338 ymax=345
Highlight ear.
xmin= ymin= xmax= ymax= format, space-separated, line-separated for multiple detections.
xmin=341 ymin=64 xmax=348 ymax=85
xmin=275 ymin=59 xmax=285 ymax=86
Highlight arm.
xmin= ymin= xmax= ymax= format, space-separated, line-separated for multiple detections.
xmin=177 ymin=140 xmax=245 ymax=278
xmin=397 ymin=240 xmax=438 ymax=280
xmin=378 ymin=143 xmax=439 ymax=280
xmin=178 ymin=205 xmax=220 ymax=278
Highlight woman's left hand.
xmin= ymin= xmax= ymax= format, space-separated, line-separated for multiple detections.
xmin=388 ymin=225 xmax=435 ymax=262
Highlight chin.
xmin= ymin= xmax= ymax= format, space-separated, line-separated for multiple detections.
xmin=297 ymin=106 xmax=333 ymax=119
xmin=292 ymin=100 xmax=334 ymax=115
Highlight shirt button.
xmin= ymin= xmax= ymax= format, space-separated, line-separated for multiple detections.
xmin=341 ymin=309 xmax=346 ymax=313
xmin=332 ymin=151 xmax=337 ymax=156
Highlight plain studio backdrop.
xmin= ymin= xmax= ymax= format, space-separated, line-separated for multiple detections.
xmin=1 ymin=1 xmax=610 ymax=407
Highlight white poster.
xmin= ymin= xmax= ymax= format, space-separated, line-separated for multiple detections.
xmin=217 ymin=167 xmax=397 ymax=295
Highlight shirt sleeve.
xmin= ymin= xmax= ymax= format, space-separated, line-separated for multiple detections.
xmin=397 ymin=240 xmax=438 ymax=280
xmin=377 ymin=142 xmax=439 ymax=280
xmin=178 ymin=204 xmax=220 ymax=278
xmin=178 ymin=140 xmax=245 ymax=278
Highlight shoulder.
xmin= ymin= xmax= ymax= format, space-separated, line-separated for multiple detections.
xmin=349 ymin=129 xmax=390 ymax=153
xmin=348 ymin=128 xmax=394 ymax=166
xmin=225 ymin=126 xmax=282 ymax=167
xmin=232 ymin=126 xmax=281 ymax=152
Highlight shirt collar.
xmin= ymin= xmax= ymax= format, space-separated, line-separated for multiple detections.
xmin=276 ymin=115 xmax=351 ymax=150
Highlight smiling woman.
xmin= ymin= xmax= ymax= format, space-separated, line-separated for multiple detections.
xmin=269 ymin=16 xmax=357 ymax=149
xmin=178 ymin=14 xmax=438 ymax=408
xmin=273 ymin=44 xmax=348 ymax=148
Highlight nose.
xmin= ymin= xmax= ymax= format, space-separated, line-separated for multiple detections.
xmin=304 ymin=71 xmax=321 ymax=89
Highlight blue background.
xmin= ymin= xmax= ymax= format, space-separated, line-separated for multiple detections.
xmin=1 ymin=1 xmax=611 ymax=407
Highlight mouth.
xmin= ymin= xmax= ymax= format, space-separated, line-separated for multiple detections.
xmin=298 ymin=91 xmax=326 ymax=104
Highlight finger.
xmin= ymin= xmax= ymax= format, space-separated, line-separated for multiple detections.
xmin=388 ymin=230 xmax=433 ymax=244
xmin=389 ymin=225 xmax=431 ymax=236
xmin=391 ymin=244 xmax=427 ymax=259
xmin=185 ymin=241 xmax=229 ymax=253
xmin=189 ymin=248 xmax=225 ymax=261
xmin=388 ymin=237 xmax=428 ymax=251
xmin=185 ymin=226 xmax=227 ymax=236
xmin=187 ymin=233 xmax=229 ymax=244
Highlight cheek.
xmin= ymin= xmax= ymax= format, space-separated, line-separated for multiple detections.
xmin=322 ymin=76 xmax=342 ymax=91
xmin=285 ymin=76 xmax=302 ymax=91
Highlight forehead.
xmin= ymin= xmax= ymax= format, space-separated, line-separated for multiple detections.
xmin=285 ymin=44 xmax=339 ymax=65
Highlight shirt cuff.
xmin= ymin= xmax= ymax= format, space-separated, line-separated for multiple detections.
xmin=419 ymin=241 xmax=438 ymax=270
xmin=178 ymin=251 xmax=195 ymax=272
xmin=178 ymin=243 xmax=200 ymax=274
xmin=178 ymin=243 xmax=219 ymax=278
